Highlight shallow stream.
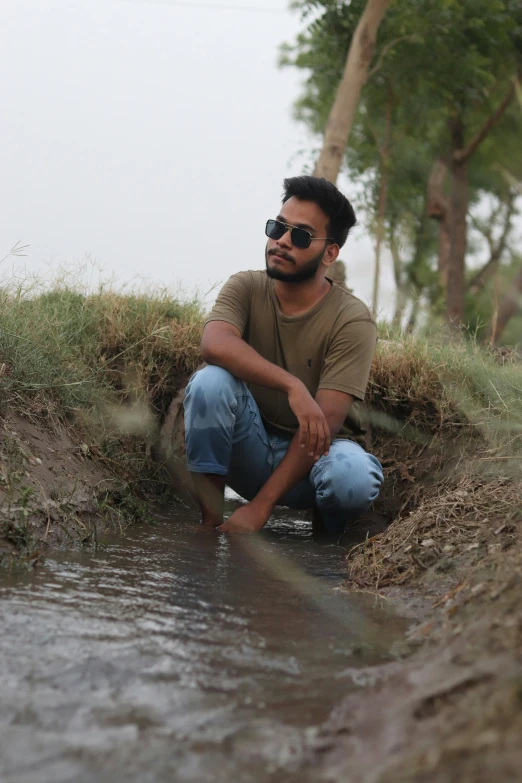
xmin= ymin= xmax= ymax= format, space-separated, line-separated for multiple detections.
xmin=0 ymin=504 xmax=408 ymax=782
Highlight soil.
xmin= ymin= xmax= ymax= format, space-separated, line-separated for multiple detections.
xmin=0 ymin=412 xmax=140 ymax=564
xmin=294 ymin=556 xmax=522 ymax=782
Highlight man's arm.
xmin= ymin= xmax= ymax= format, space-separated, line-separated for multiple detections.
xmin=219 ymin=389 xmax=354 ymax=533
xmin=202 ymin=321 xmax=296 ymax=396
xmin=201 ymin=321 xmax=331 ymax=459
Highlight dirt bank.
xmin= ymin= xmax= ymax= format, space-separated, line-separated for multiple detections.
xmin=294 ymin=517 xmax=522 ymax=782
xmin=292 ymin=442 xmax=522 ymax=780
xmin=0 ymin=411 xmax=152 ymax=565
xmin=0 ymin=282 xmax=204 ymax=564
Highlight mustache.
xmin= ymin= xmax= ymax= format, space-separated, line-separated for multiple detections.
xmin=267 ymin=248 xmax=296 ymax=264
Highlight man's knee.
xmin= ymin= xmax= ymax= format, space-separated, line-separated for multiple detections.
xmin=184 ymin=365 xmax=240 ymax=425
xmin=333 ymin=450 xmax=383 ymax=511
xmin=186 ymin=365 xmax=238 ymax=398
xmin=314 ymin=445 xmax=383 ymax=516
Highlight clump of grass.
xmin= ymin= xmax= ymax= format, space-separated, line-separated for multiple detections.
xmin=349 ymin=328 xmax=522 ymax=589
xmin=87 ymin=288 xmax=204 ymax=417
xmin=371 ymin=329 xmax=522 ymax=438
xmin=0 ymin=274 xmax=203 ymax=416
xmin=0 ymin=271 xmax=204 ymax=497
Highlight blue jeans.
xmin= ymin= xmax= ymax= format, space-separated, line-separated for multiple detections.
xmin=183 ymin=366 xmax=383 ymax=536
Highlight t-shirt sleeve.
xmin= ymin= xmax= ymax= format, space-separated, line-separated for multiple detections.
xmin=318 ymin=319 xmax=377 ymax=401
xmin=204 ymin=272 xmax=252 ymax=336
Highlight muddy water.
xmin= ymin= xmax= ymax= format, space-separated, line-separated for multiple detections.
xmin=0 ymin=505 xmax=407 ymax=783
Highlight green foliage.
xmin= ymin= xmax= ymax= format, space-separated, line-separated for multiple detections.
xmin=0 ymin=270 xmax=205 ymax=506
xmin=372 ymin=326 xmax=522 ymax=458
xmin=0 ymin=274 xmax=204 ymax=417
xmin=283 ymin=0 xmax=522 ymax=334
xmin=464 ymin=254 xmax=522 ymax=342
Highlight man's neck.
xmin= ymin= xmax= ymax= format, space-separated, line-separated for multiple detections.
xmin=273 ymin=275 xmax=331 ymax=317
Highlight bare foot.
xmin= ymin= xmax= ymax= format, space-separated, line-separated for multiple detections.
xmin=200 ymin=515 xmax=223 ymax=529
xmin=190 ymin=473 xmax=226 ymax=528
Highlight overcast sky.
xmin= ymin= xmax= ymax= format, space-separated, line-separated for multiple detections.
xmin=2 ymin=0 xmax=396 ymax=316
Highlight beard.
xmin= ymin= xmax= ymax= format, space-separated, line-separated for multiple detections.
xmin=265 ymin=244 xmax=326 ymax=284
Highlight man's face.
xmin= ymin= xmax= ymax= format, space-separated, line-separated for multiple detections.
xmin=265 ymin=196 xmax=335 ymax=284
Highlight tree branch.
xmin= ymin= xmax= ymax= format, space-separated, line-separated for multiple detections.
xmin=367 ymin=117 xmax=383 ymax=157
xmin=367 ymin=80 xmax=393 ymax=160
xmin=367 ymin=35 xmax=413 ymax=80
xmin=489 ymin=259 xmax=522 ymax=344
xmin=468 ymin=193 xmax=516 ymax=295
xmin=454 ymin=72 xmax=521 ymax=162
xmin=426 ymin=157 xmax=449 ymax=219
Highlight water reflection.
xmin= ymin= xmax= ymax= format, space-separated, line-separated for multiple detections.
xmin=0 ymin=508 xmax=407 ymax=783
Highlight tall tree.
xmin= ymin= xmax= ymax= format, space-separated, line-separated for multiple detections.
xmin=285 ymin=0 xmax=522 ymax=327
xmin=445 ymin=71 xmax=521 ymax=325
xmin=312 ymin=0 xmax=391 ymax=183
xmin=369 ymin=79 xmax=393 ymax=313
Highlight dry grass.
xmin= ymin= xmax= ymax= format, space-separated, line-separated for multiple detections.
xmin=369 ymin=331 xmax=522 ymax=434
xmin=85 ymin=289 xmax=204 ymax=416
xmin=1 ymin=273 xmax=520 ymax=538
xmin=0 ymin=273 xmax=204 ymax=498
xmin=348 ymin=474 xmax=521 ymax=588
xmin=348 ymin=331 xmax=522 ymax=589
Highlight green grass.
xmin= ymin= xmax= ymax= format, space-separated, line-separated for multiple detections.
xmin=1 ymin=271 xmax=520 ymax=495
xmin=349 ymin=330 xmax=522 ymax=588
xmin=0 ymin=272 xmax=205 ymax=500
xmin=371 ymin=328 xmax=522 ymax=456
xmin=0 ymin=275 xmax=204 ymax=416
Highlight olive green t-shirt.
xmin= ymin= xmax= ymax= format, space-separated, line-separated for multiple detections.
xmin=204 ymin=270 xmax=376 ymax=443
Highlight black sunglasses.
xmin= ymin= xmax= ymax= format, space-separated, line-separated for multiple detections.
xmin=265 ymin=219 xmax=333 ymax=250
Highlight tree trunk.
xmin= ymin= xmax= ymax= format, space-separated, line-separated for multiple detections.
xmin=372 ymin=170 xmax=388 ymax=315
xmin=438 ymin=215 xmax=451 ymax=290
xmin=489 ymin=261 xmax=522 ymax=344
xmin=371 ymin=82 xmax=393 ymax=315
xmin=426 ymin=157 xmax=451 ymax=291
xmin=313 ymin=0 xmax=391 ymax=183
xmin=389 ymin=231 xmax=407 ymax=327
xmin=443 ymin=75 xmax=520 ymax=325
xmin=393 ymin=287 xmax=408 ymax=328
xmin=406 ymin=296 xmax=420 ymax=333
xmin=446 ymin=119 xmax=469 ymax=326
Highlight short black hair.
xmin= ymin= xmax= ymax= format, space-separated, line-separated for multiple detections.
xmin=282 ymin=176 xmax=356 ymax=248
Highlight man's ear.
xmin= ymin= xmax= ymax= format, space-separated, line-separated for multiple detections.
xmin=323 ymin=243 xmax=340 ymax=268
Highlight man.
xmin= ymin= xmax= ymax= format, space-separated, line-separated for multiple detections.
xmin=183 ymin=176 xmax=383 ymax=536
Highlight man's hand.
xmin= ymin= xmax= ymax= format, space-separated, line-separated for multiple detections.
xmin=218 ymin=500 xmax=271 ymax=534
xmin=287 ymin=381 xmax=331 ymax=460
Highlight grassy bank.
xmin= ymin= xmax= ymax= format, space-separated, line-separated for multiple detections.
xmin=1 ymin=275 xmax=520 ymax=568
xmin=0 ymin=275 xmax=204 ymax=562
xmin=298 ymin=337 xmax=522 ymax=782
xmin=350 ymin=331 xmax=522 ymax=587
xmin=0 ymin=276 xmax=203 ymax=419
